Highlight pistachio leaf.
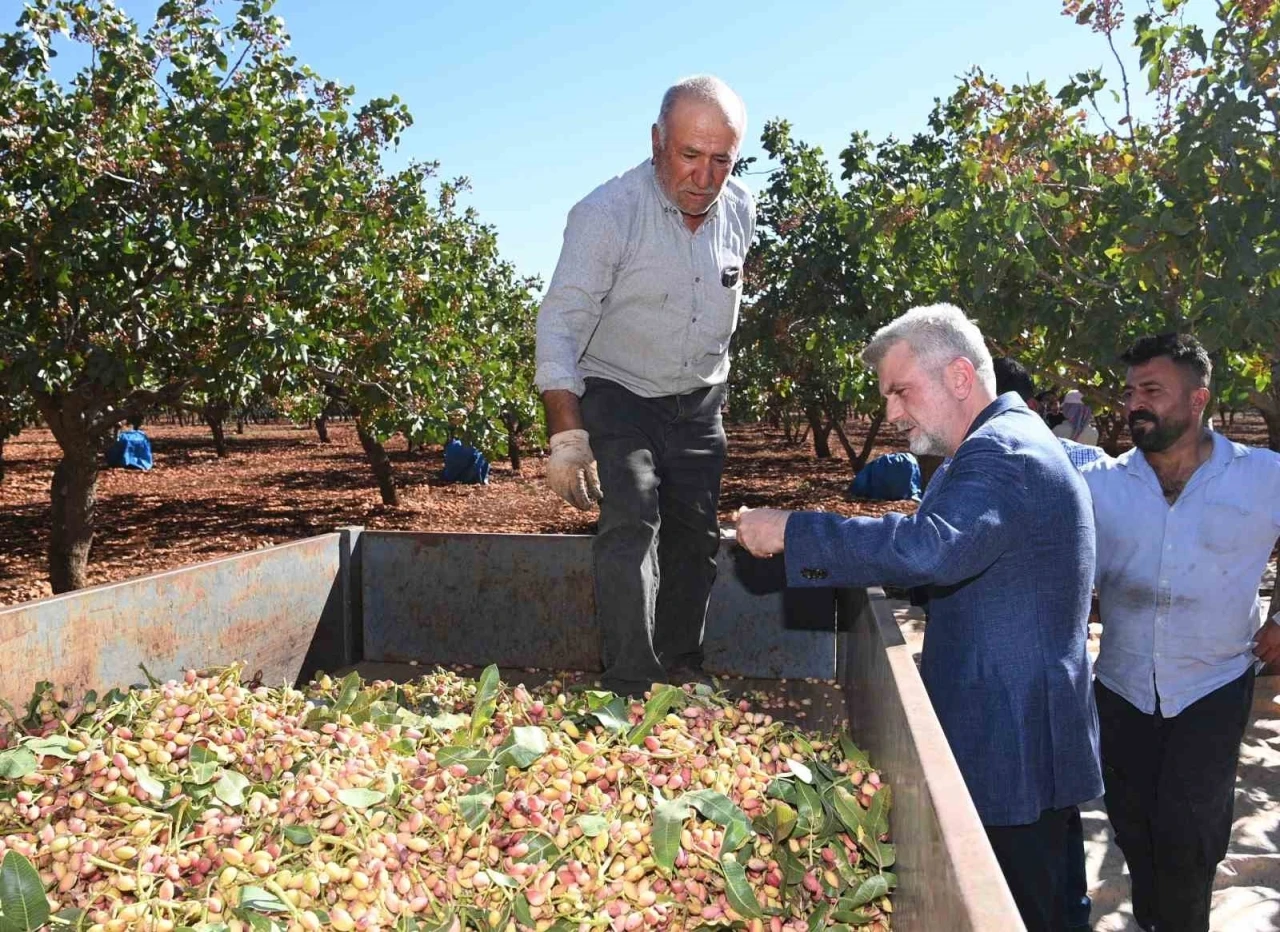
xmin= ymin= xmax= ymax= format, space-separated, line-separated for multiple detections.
xmin=0 ymin=851 xmax=49 ymax=931
xmin=720 ymin=852 xmax=764 ymax=919
xmin=336 ymin=787 xmax=385 ymax=809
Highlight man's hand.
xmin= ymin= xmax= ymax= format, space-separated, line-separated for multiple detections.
xmin=734 ymin=506 xmax=791 ymax=559
xmin=547 ymin=429 xmax=603 ymax=510
xmin=1253 ymin=616 xmax=1280 ymax=669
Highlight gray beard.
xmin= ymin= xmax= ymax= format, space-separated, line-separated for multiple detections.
xmin=908 ymin=430 xmax=950 ymax=457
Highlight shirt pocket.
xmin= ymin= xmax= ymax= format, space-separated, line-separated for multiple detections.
xmin=704 ymin=249 xmax=745 ymax=353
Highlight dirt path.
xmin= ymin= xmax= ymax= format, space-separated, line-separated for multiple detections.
xmin=0 ymin=418 xmax=911 ymax=605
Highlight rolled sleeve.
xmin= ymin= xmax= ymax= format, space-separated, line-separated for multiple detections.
xmin=534 ymin=203 xmax=621 ymax=395
xmin=784 ymin=443 xmax=1024 ymax=589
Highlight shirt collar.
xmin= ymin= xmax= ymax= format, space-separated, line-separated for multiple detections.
xmin=961 ymin=392 xmax=1023 ymax=443
xmin=649 ymin=159 xmax=721 ymax=222
xmin=1119 ymin=429 xmax=1240 ymax=489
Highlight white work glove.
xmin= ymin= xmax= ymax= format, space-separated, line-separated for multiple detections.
xmin=547 ymin=429 xmax=603 ymax=510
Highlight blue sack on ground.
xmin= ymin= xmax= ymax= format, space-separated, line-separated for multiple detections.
xmin=440 ymin=438 xmax=490 ymax=485
xmin=107 ymin=430 xmax=153 ymax=471
xmin=848 ymin=451 xmax=921 ymax=502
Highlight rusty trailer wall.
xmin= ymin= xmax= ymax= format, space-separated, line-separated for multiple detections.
xmin=358 ymin=530 xmax=838 ymax=680
xmin=0 ymin=532 xmax=357 ymax=709
xmin=839 ymin=589 xmax=1026 ymax=931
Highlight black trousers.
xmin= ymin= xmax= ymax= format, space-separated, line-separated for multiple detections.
xmin=1095 ymin=670 xmax=1255 ymax=932
xmin=580 ymin=378 xmax=726 ymax=695
xmin=987 ymin=806 xmax=1074 ymax=932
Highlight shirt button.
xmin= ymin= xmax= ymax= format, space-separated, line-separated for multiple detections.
xmin=692 ymin=317 xmax=698 ymax=322
xmin=695 ymin=276 xmax=701 ymax=283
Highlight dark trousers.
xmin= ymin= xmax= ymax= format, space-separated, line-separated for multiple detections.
xmin=987 ymin=806 xmax=1073 ymax=932
xmin=580 ymin=378 xmax=726 ymax=695
xmin=1064 ymin=805 xmax=1091 ymax=930
xmin=1096 ymin=670 xmax=1255 ymax=932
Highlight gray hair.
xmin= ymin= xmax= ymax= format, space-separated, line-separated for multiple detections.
xmin=656 ymin=75 xmax=746 ymax=147
xmin=861 ymin=303 xmax=996 ymax=394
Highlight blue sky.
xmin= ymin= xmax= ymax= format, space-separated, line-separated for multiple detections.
xmin=4 ymin=0 xmax=1211 ymax=286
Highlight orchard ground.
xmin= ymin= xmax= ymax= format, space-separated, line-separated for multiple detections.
xmin=1 ymin=414 xmax=1277 ymax=930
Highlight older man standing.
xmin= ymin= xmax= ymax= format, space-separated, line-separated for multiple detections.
xmin=535 ymin=76 xmax=755 ymax=697
xmin=738 ymin=304 xmax=1102 ymax=932
xmin=1083 ymin=333 xmax=1280 ymax=932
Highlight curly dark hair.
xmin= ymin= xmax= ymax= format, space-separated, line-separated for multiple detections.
xmin=1119 ymin=333 xmax=1212 ymax=389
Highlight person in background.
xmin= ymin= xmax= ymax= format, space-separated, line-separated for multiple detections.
xmin=1082 ymin=333 xmax=1280 ymax=932
xmin=737 ymin=305 xmax=1102 ymax=932
xmin=1038 ymin=390 xmax=1066 ymax=430
xmin=534 ymin=75 xmax=755 ymax=697
xmin=1055 ymin=390 xmax=1099 ymax=445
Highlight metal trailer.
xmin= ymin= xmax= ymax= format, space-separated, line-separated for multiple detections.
xmin=0 ymin=530 xmax=1024 ymax=931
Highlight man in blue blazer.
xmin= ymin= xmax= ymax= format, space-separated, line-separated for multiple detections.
xmin=738 ymin=304 xmax=1102 ymax=932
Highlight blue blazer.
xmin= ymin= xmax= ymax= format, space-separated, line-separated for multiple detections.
xmin=785 ymin=394 xmax=1102 ymax=825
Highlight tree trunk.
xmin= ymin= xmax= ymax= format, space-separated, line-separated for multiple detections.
xmin=49 ymin=448 xmax=98 ymax=594
xmin=504 ymin=413 xmax=524 ymax=475
xmin=1255 ymin=391 xmax=1280 ymax=452
xmin=356 ymin=419 xmax=399 ymax=506
xmin=0 ymin=435 xmax=5 ymax=484
xmin=805 ymin=404 xmax=832 ymax=458
xmin=202 ymin=404 xmax=229 ymax=457
xmin=833 ymin=409 xmax=885 ymax=473
xmin=315 ymin=414 xmax=330 ymax=444
xmin=235 ymin=416 xmax=245 ymax=435
xmin=1098 ymin=412 xmax=1127 ymax=456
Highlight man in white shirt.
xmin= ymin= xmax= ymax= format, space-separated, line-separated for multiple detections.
xmin=1082 ymin=333 xmax=1280 ymax=932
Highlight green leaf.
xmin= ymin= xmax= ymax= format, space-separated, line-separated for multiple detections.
xmin=865 ymin=785 xmax=892 ymax=838
xmin=512 ymin=895 xmax=534 ymax=927
xmin=830 ymin=787 xmax=867 ymax=837
xmin=436 ymin=745 xmax=492 ymax=776
xmin=839 ymin=735 xmax=870 ymax=769
xmin=469 ymin=665 xmax=501 ymax=742
xmin=765 ymin=777 xmax=797 ymax=804
xmin=518 ymin=834 xmax=561 ymax=865
xmin=282 ymin=826 xmax=316 ymax=846
xmin=336 ymin=787 xmax=385 ymax=809
xmin=484 ymin=870 xmax=517 ymax=889
xmin=794 ymin=781 xmax=825 ymax=835
xmin=756 ymin=800 xmax=798 ymax=843
xmin=867 ymin=841 xmax=896 ymax=869
xmin=720 ymin=852 xmax=764 ymax=919
xmin=23 ymin=736 xmax=76 ymax=761
xmin=51 ymin=907 xmax=87 ymax=929
xmin=460 ymin=790 xmax=493 ymax=830
xmin=419 ymin=911 xmax=456 ymax=932
xmin=0 ymin=851 xmax=50 ymax=931
xmin=575 ymin=814 xmax=609 ymax=837
xmin=213 ymin=770 xmax=251 ymax=808
xmin=589 ymin=697 xmax=631 ymax=734
xmin=683 ymin=789 xmax=754 ymax=852
xmin=331 ymin=671 xmax=362 ymax=714
xmin=187 ymin=743 xmax=219 ymax=785
xmin=238 ymin=885 xmax=288 ymax=913
xmin=0 ymin=750 xmax=37 ymax=781
xmin=845 ymin=874 xmax=890 ymax=909
xmin=496 ymin=726 xmax=547 ymax=770
xmin=807 ymin=901 xmax=832 ymax=930
xmin=134 ymin=765 xmax=165 ymax=802
xmin=426 ymin=712 xmax=469 ymax=733
xmin=651 ymin=793 xmax=692 ymax=871
xmin=627 ymin=685 xmax=682 ymax=745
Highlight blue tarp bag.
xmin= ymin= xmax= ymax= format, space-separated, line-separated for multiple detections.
xmin=107 ymin=430 xmax=153 ymax=471
xmin=848 ymin=451 xmax=921 ymax=502
xmin=440 ymin=438 xmax=490 ymax=485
